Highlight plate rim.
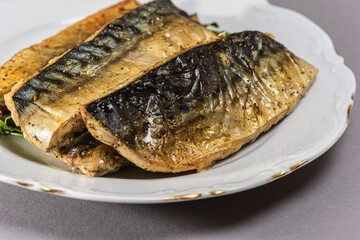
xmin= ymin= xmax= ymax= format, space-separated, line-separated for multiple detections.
xmin=0 ymin=0 xmax=356 ymax=203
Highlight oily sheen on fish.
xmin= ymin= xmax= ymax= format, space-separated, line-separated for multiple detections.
xmin=5 ymin=0 xmax=217 ymax=154
xmin=81 ymin=31 xmax=318 ymax=173
xmin=1 ymin=0 xmax=142 ymax=175
xmin=53 ymin=131 xmax=127 ymax=176
xmin=0 ymin=0 xmax=141 ymax=117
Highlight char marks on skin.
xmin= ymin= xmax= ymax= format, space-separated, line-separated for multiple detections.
xmin=0 ymin=0 xmax=144 ymax=176
xmin=6 ymin=0 xmax=217 ymax=152
xmin=53 ymin=132 xmax=127 ymax=176
xmin=84 ymin=31 xmax=318 ymax=173
xmin=0 ymin=0 xmax=141 ymax=111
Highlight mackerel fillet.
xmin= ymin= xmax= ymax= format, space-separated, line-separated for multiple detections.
xmin=5 ymin=0 xmax=216 ymax=153
xmin=82 ymin=31 xmax=318 ymax=173
xmin=1 ymin=0 xmax=141 ymax=176
xmin=0 ymin=0 xmax=141 ymax=116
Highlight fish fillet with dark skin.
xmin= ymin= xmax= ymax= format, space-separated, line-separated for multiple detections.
xmin=0 ymin=0 xmax=141 ymax=117
xmin=81 ymin=31 xmax=318 ymax=173
xmin=5 ymin=0 xmax=217 ymax=176
xmin=1 ymin=0 xmax=200 ymax=176
xmin=1 ymin=0 xmax=142 ymax=175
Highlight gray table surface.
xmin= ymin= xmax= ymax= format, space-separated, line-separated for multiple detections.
xmin=1 ymin=0 xmax=359 ymax=239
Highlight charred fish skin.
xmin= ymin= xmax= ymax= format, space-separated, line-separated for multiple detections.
xmin=0 ymin=0 xmax=141 ymax=176
xmin=53 ymin=132 xmax=127 ymax=176
xmin=12 ymin=0 xmax=191 ymax=114
xmin=0 ymin=0 xmax=141 ymax=114
xmin=83 ymin=31 xmax=318 ymax=173
xmin=7 ymin=0 xmax=216 ymax=151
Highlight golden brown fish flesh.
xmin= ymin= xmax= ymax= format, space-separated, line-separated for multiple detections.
xmin=0 ymin=0 xmax=143 ymax=175
xmin=5 ymin=0 xmax=216 ymax=153
xmin=81 ymin=31 xmax=318 ymax=173
xmin=0 ymin=0 xmax=141 ymax=117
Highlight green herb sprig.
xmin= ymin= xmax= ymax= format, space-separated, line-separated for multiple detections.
xmin=0 ymin=116 xmax=23 ymax=136
xmin=203 ymin=22 xmax=230 ymax=36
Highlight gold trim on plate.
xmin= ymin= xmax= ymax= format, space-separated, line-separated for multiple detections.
xmin=41 ymin=187 xmax=65 ymax=195
xmin=290 ymin=160 xmax=308 ymax=171
xmin=211 ymin=190 xmax=225 ymax=195
xmin=270 ymin=171 xmax=287 ymax=180
xmin=17 ymin=181 xmax=34 ymax=188
xmin=164 ymin=193 xmax=201 ymax=201
xmin=347 ymin=104 xmax=352 ymax=122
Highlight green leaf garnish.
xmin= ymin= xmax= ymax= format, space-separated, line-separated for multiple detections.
xmin=0 ymin=116 xmax=23 ymax=137
xmin=211 ymin=31 xmax=230 ymax=36
xmin=203 ymin=22 xmax=230 ymax=36
xmin=203 ymin=22 xmax=220 ymax=28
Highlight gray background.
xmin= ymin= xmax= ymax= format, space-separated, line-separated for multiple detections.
xmin=1 ymin=0 xmax=359 ymax=239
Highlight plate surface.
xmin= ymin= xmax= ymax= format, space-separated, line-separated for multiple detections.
xmin=0 ymin=0 xmax=355 ymax=203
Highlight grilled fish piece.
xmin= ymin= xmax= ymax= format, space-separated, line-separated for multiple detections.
xmin=53 ymin=132 xmax=127 ymax=176
xmin=5 ymin=0 xmax=217 ymax=153
xmin=1 ymin=0 xmax=141 ymax=175
xmin=0 ymin=0 xmax=141 ymax=117
xmin=81 ymin=31 xmax=318 ymax=173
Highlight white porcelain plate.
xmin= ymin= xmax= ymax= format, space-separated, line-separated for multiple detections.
xmin=0 ymin=0 xmax=356 ymax=203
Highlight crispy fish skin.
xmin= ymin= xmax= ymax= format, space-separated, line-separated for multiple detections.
xmin=52 ymin=132 xmax=127 ymax=176
xmin=0 ymin=0 xmax=141 ymax=175
xmin=54 ymin=11 xmax=202 ymax=177
xmin=82 ymin=31 xmax=318 ymax=173
xmin=0 ymin=0 xmax=141 ymax=116
xmin=5 ymin=0 xmax=216 ymax=152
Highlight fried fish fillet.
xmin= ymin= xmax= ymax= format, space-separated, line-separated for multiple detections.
xmin=6 ymin=0 xmax=216 ymax=152
xmin=52 ymin=131 xmax=128 ymax=176
xmin=1 ymin=0 xmax=142 ymax=175
xmin=5 ymin=0 xmax=217 ymax=176
xmin=81 ymin=31 xmax=318 ymax=173
xmin=0 ymin=0 xmax=141 ymax=117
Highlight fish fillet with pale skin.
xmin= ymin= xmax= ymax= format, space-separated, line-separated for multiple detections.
xmin=81 ymin=31 xmax=318 ymax=173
